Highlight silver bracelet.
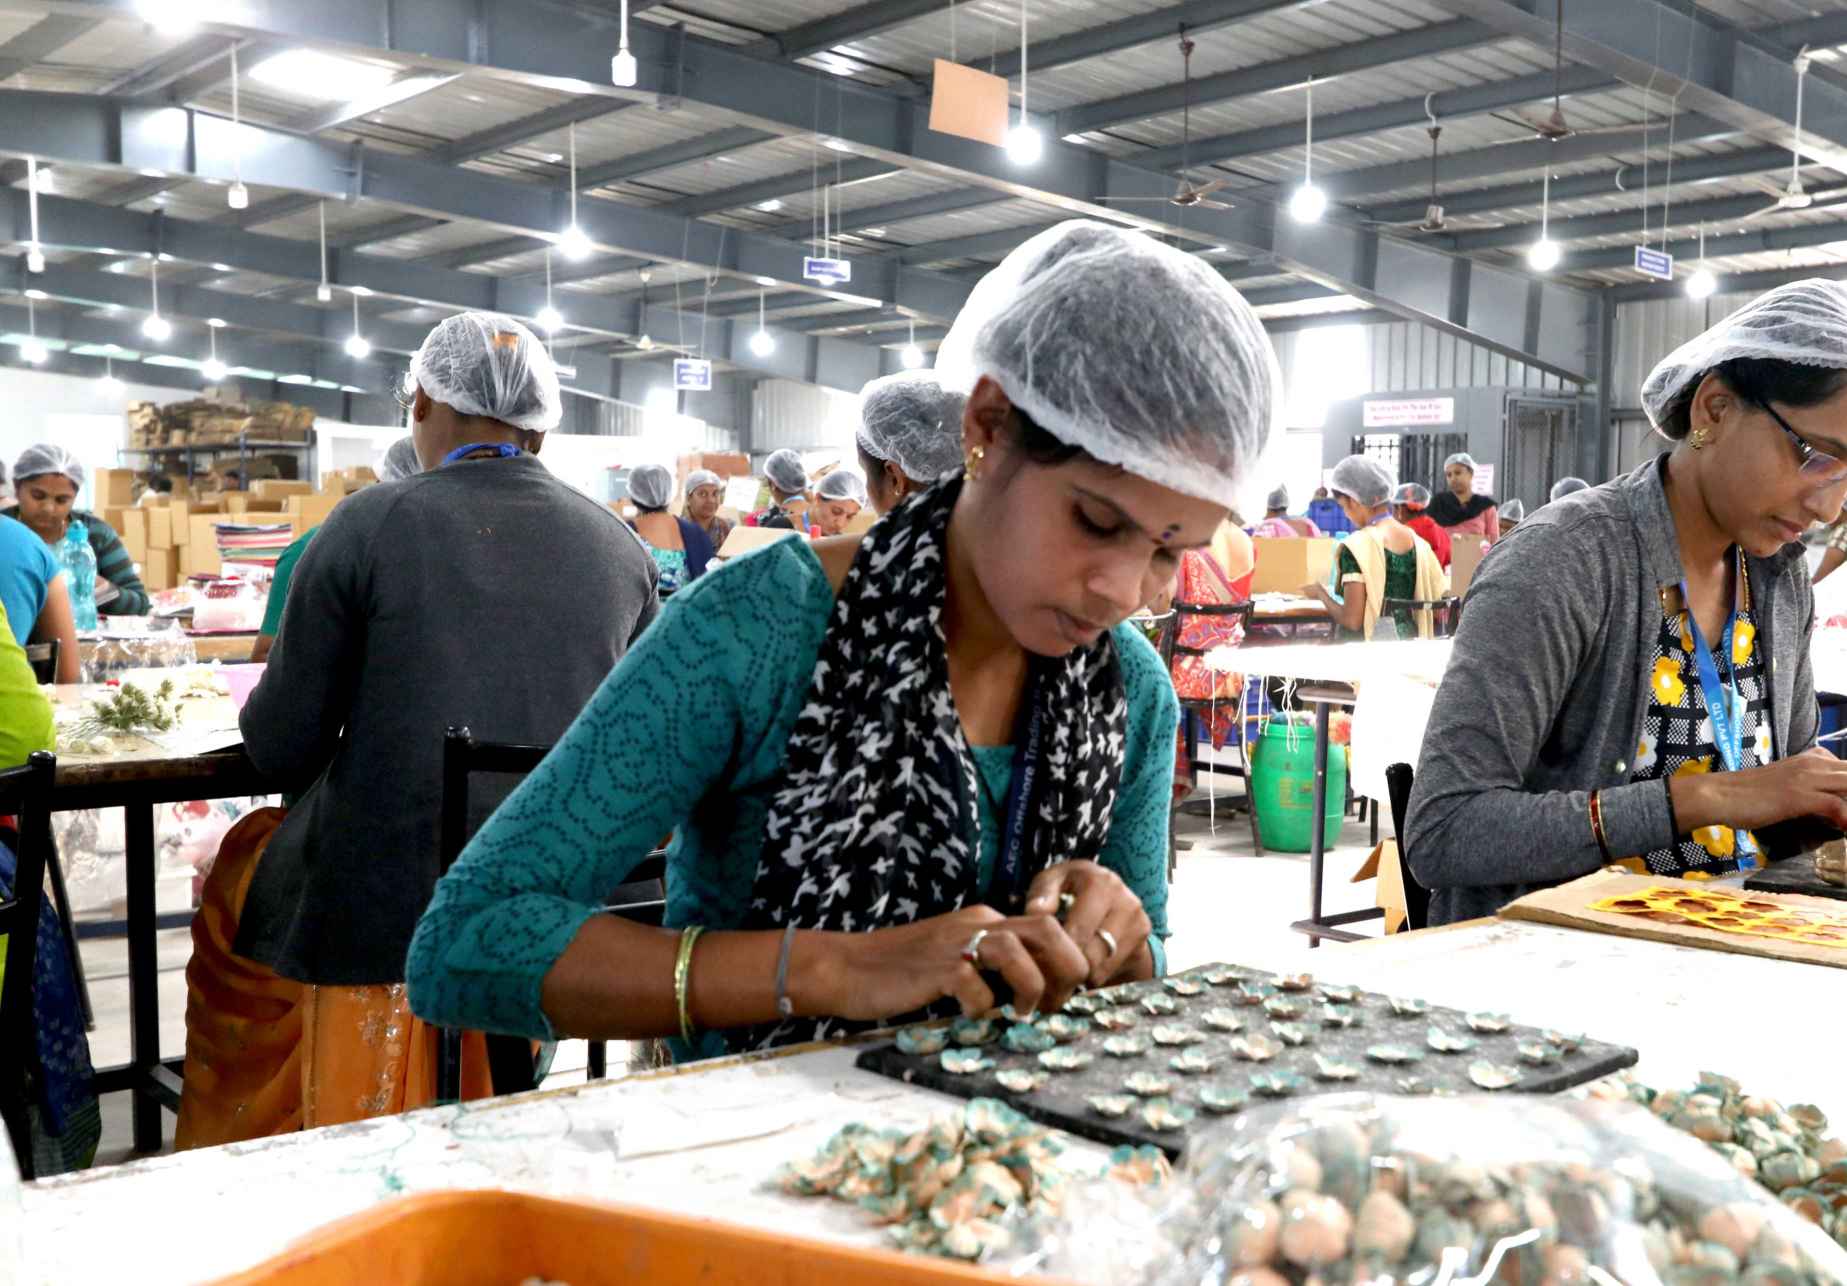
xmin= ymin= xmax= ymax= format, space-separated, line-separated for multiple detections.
xmin=774 ymin=923 xmax=799 ymax=1019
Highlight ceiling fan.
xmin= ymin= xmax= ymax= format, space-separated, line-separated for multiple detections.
xmin=1496 ymin=3 xmax=1658 ymax=142
xmin=1741 ymin=51 xmax=1847 ymax=219
xmin=1098 ymin=31 xmax=1237 ymax=212
xmin=1367 ymin=100 xmax=1449 ymax=234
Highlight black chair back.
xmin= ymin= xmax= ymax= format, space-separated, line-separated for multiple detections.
xmin=1380 ymin=597 xmax=1463 ymax=640
xmin=0 ymin=752 xmax=57 ymax=1180
xmin=436 ymin=727 xmax=665 ymax=1101
xmin=24 ymin=641 xmax=58 ymax=686
xmin=1383 ymin=762 xmax=1432 ymax=933
xmin=1158 ymin=599 xmax=1255 ymax=670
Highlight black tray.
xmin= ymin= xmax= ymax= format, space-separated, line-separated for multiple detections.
xmin=1744 ymin=852 xmax=1847 ymax=902
xmin=855 ymin=962 xmax=1639 ymax=1160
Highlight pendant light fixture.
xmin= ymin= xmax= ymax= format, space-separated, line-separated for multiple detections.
xmin=316 ymin=202 xmax=333 ymax=302
xmin=142 ymin=257 xmax=172 ymax=341
xmin=611 ymin=0 xmax=638 ymax=87
xmin=748 ymin=289 xmax=775 ymax=357
xmin=98 ymin=354 xmax=123 ymax=396
xmin=1526 ymin=169 xmax=1560 ymax=272
xmin=900 ymin=318 xmax=924 ymax=369
xmin=21 ymin=296 xmax=48 ymax=365
xmin=1686 ymin=223 xmax=1716 ymax=299
xmin=634 ymin=268 xmax=653 ymax=350
xmin=24 ymin=155 xmax=44 ymax=273
xmin=344 ymin=291 xmax=371 ymax=359
xmin=1289 ymin=76 xmax=1327 ymax=223
xmin=536 ymin=249 xmax=564 ymax=332
xmin=557 ymin=122 xmax=594 ymax=261
xmin=227 ymin=46 xmax=249 ymax=210
xmin=1004 ymin=1 xmax=1042 ymax=165
xmin=202 ymin=318 xmax=229 ymax=382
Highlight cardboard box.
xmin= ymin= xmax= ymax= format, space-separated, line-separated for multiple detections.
xmin=181 ymin=540 xmax=221 ymax=579
xmin=1249 ymin=537 xmax=1337 ymax=595
xmin=716 ymin=526 xmax=799 ymax=559
xmin=146 ymin=506 xmax=175 ymax=550
xmin=226 ymin=494 xmax=287 ymax=516
xmin=115 ymin=508 xmax=148 ymax=563
xmin=93 ymin=468 xmax=137 ymax=508
xmin=676 ymin=451 xmax=751 ymax=480
xmin=189 ymin=514 xmax=223 ymax=553
xmin=253 ymin=479 xmax=313 ymax=499
xmin=166 ymin=498 xmax=226 ymax=547
xmin=141 ymin=547 xmax=179 ymax=591
xmin=288 ymin=492 xmax=341 ymax=534
xmin=1448 ymin=534 xmax=1494 ymax=599
xmin=1352 ymin=839 xmax=1410 ymax=935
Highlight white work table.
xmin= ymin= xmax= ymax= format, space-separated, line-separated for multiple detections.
xmin=22 ymin=920 xmax=1843 ymax=1284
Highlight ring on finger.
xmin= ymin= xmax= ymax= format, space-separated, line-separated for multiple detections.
xmin=1097 ymin=928 xmax=1119 ymax=957
xmin=961 ymin=928 xmax=991 ymax=967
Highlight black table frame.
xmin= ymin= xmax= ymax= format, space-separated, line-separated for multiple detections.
xmin=1285 ymin=681 xmax=1385 ymax=947
xmin=51 ymin=751 xmax=277 ymax=1153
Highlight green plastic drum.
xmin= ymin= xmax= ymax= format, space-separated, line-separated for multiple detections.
xmin=1248 ymin=716 xmax=1347 ymax=852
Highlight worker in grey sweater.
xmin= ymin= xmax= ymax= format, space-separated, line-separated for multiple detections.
xmin=1409 ymin=280 xmax=1847 ymax=925
xmin=177 ymin=313 xmax=659 ymax=1147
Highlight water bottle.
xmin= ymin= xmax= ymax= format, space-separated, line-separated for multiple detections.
xmin=58 ymin=522 xmax=99 ymax=632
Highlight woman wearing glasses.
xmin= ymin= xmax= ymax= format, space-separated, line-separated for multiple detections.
xmin=1408 ymin=280 xmax=1847 ymax=924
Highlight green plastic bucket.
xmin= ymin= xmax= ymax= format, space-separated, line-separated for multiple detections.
xmin=1249 ymin=715 xmax=1347 ymax=852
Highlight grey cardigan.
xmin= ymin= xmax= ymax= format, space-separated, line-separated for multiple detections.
xmin=1406 ymin=455 xmax=1817 ymax=926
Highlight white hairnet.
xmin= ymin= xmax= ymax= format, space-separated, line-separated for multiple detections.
xmin=411 ymin=312 xmax=562 ymax=434
xmin=1641 ymin=279 xmax=1847 ymax=432
xmin=628 ymin=463 xmax=675 ymax=510
xmin=1444 ymin=452 xmax=1477 ymax=474
xmin=857 ymin=371 xmax=966 ymax=484
xmin=685 ymin=468 xmax=723 ymax=494
xmin=1265 ymin=485 xmax=1290 ymax=511
xmin=815 ymin=469 xmax=868 ymax=506
xmin=1393 ymin=482 xmax=1432 ymax=508
xmin=763 ymin=448 xmax=808 ymax=496
xmin=1500 ymin=499 xmax=1526 ymax=523
xmin=1329 ymin=455 xmax=1396 ymax=508
xmin=379 ymin=437 xmax=422 ymax=483
xmin=1549 ymin=477 xmax=1590 ymax=502
xmin=932 ymin=220 xmax=1279 ymax=509
xmin=14 ymin=443 xmax=84 ymax=489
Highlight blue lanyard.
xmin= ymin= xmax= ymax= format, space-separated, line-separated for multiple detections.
xmin=1680 ymin=554 xmax=1760 ymax=867
xmin=992 ymin=667 xmax=1047 ymax=911
xmin=441 ymin=442 xmax=520 ymax=466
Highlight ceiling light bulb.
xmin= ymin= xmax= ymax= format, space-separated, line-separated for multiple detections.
xmin=611 ymin=47 xmax=638 ymax=88
xmin=227 ymin=181 xmax=249 ymax=210
xmin=1526 ymin=237 xmax=1561 ymax=272
xmin=749 ymin=329 xmax=775 ymax=357
xmin=136 ymin=0 xmax=196 ymax=33
xmin=31 ymin=168 xmax=52 ymax=193
xmin=756 ymin=199 xmax=784 ymax=213
xmin=1686 ymin=267 xmax=1717 ymax=299
xmin=557 ymin=223 xmax=594 ymax=261
xmin=98 ymin=373 xmax=123 ymax=394
xmin=1005 ymin=123 xmax=1043 ymax=165
xmin=142 ymin=314 xmax=171 ymax=342
xmin=20 ymin=338 xmax=48 ymax=365
xmin=536 ymin=305 xmax=564 ymax=333
xmin=316 ymin=283 xmax=333 ymax=303
xmin=23 ymin=289 xmax=46 ymax=301
xmin=26 ymin=247 xmax=44 ymax=274
xmin=901 ymin=343 xmax=925 ymax=370
xmin=823 ymin=138 xmax=853 ymax=153
xmin=636 ymin=333 xmax=654 ymax=351
xmin=345 ymin=334 xmax=372 ymax=359
xmin=202 ymin=357 xmax=228 ymax=382
xmin=1289 ymin=183 xmax=1327 ymax=223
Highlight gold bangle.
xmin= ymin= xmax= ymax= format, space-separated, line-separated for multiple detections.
xmin=674 ymin=925 xmax=705 ymax=1045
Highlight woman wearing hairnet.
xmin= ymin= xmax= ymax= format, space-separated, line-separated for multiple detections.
xmin=1548 ymin=476 xmax=1591 ymax=503
xmin=1391 ymin=482 xmax=1452 ymax=570
xmin=6 ymin=444 xmax=149 ymax=622
xmin=409 ymin=220 xmax=1279 ymax=1059
xmin=1249 ymin=485 xmax=1321 ymax=539
xmin=1428 ymin=451 xmax=1501 ymax=545
xmin=684 ymin=468 xmax=732 ymax=552
xmin=626 ymin=463 xmax=714 ymax=593
xmin=856 ymin=371 xmax=966 ymax=515
xmin=1410 ymin=279 xmax=1847 ymax=925
xmin=749 ymin=448 xmax=812 ymax=531
xmin=1497 ymin=498 xmax=1526 ymax=538
xmin=810 ymin=468 xmax=868 ymax=536
xmin=1302 ymin=456 xmax=1444 ymax=641
xmin=175 ymin=314 xmax=661 ymax=1147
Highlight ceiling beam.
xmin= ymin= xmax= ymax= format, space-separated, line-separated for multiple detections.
xmin=986 ymin=0 xmax=1321 ymax=81
xmin=1439 ymin=190 xmax=1833 ymax=254
xmin=766 ymin=187 xmax=1006 ymax=240
xmin=288 ymin=73 xmax=463 ymax=136
xmin=1557 ymin=215 xmax=1847 ymax=275
xmin=579 ymin=126 xmax=776 ymax=188
xmin=0 ymin=14 xmax=104 ymax=82
xmin=657 ymin=159 xmax=899 ymax=219
xmin=159 ymin=38 xmax=290 ymax=105
xmin=235 ymin=192 xmax=324 ymax=231
xmin=334 ymin=214 xmax=450 ymax=249
xmin=882 ymin=223 xmax=1065 ymax=266
xmin=1607 ymin=260 xmax=1847 ymax=303
xmin=96 ymin=34 xmax=238 ymax=98
xmin=435 ymin=95 xmax=632 ymax=166
xmin=419 ymin=235 xmax=538 ymax=269
xmin=745 ymin=0 xmax=948 ymax=63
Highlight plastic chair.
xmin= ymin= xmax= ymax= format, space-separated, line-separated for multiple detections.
xmin=24 ymin=640 xmax=58 ymax=685
xmin=435 ymin=727 xmax=666 ymax=1101
xmin=1157 ymin=600 xmax=1263 ymax=856
xmin=0 ymin=752 xmax=57 ymax=1180
xmin=1382 ymin=762 xmax=1432 ymax=933
xmin=1380 ymin=596 xmax=1463 ymax=640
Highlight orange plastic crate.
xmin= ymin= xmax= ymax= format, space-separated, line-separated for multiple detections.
xmin=210 ymin=1190 xmax=1051 ymax=1285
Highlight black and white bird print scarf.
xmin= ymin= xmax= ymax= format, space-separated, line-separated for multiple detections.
xmin=738 ymin=477 xmax=1128 ymax=1049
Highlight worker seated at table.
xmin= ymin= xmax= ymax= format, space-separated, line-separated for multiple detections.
xmin=1391 ymin=483 xmax=1452 ymax=570
xmin=1429 ymin=452 xmax=1500 ymax=545
xmin=684 ymin=469 xmax=734 ymax=554
xmin=1249 ymin=486 xmax=1322 ymax=539
xmin=1409 ymin=280 xmax=1847 ymax=926
xmin=1496 ymin=498 xmax=1526 ymax=539
xmin=748 ymin=449 xmax=812 ymax=532
xmin=810 ymin=469 xmax=868 ymax=536
xmin=856 ymin=371 xmax=966 ymax=516
xmin=1152 ymin=518 xmax=1257 ymax=798
xmin=6 ymin=445 xmax=150 ymax=624
xmin=626 ymin=463 xmax=714 ymax=595
xmin=1305 ymin=486 xmax=1353 ymax=536
xmin=0 ymin=508 xmax=79 ymax=682
xmin=1300 ymin=456 xmax=1445 ymax=642
xmin=407 ymin=220 xmax=1280 ymax=1062
xmin=1549 ymin=476 xmax=1591 ymax=503
xmin=174 ymin=314 xmax=661 ymax=1149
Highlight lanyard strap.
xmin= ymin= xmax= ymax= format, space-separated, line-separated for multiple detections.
xmin=441 ymin=442 xmax=520 ymax=466
xmin=1684 ymin=604 xmax=1744 ymax=773
xmin=992 ymin=666 xmax=1047 ymax=911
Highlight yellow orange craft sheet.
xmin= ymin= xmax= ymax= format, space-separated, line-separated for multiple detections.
xmin=1589 ymin=884 xmax=1847 ymax=948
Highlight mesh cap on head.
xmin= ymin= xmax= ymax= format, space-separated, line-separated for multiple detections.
xmin=763 ymin=448 xmax=808 ymax=495
xmin=13 ymin=443 xmax=84 ymax=489
xmin=1641 ymin=279 xmax=1847 ymax=431
xmin=1329 ymin=455 xmax=1396 ymax=508
xmin=1265 ymin=485 xmax=1290 ymax=511
xmin=411 ymin=312 xmax=562 ymax=434
xmin=379 ymin=437 xmax=423 ymax=483
xmin=1444 ymin=452 xmax=1477 ymax=474
xmin=627 ymin=463 xmax=675 ymax=510
xmin=1549 ymin=477 xmax=1590 ymax=502
xmin=685 ymin=468 xmax=723 ymax=494
xmin=815 ymin=469 xmax=869 ymax=506
xmin=932 ymin=220 xmax=1279 ymax=509
xmin=1393 ymin=483 xmax=1432 ymax=509
xmin=857 ymin=371 xmax=966 ymax=483
xmin=1500 ymin=499 xmax=1526 ymax=523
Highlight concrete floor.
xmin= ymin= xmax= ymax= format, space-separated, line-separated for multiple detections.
xmin=75 ymin=773 xmax=1386 ymax=1169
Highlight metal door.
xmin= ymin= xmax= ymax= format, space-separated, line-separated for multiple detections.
xmin=1501 ymin=397 xmax=1578 ymax=510
xmin=1349 ymin=431 xmax=1468 ymax=492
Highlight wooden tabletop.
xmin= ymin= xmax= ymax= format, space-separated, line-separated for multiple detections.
xmin=48 ymin=669 xmax=266 ymax=800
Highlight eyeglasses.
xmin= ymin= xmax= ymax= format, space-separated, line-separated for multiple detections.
xmin=1761 ymin=402 xmax=1847 ymax=483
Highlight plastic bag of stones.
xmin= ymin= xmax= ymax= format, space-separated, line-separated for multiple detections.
xmin=990 ymin=1092 xmax=1847 ymax=1285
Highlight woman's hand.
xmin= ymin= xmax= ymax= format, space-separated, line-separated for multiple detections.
xmin=812 ymin=904 xmax=1091 ymax=1022
xmin=1024 ymin=860 xmax=1154 ymax=988
xmin=1301 ymin=583 xmax=1328 ymax=603
xmin=1670 ymin=748 xmax=1847 ymax=833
